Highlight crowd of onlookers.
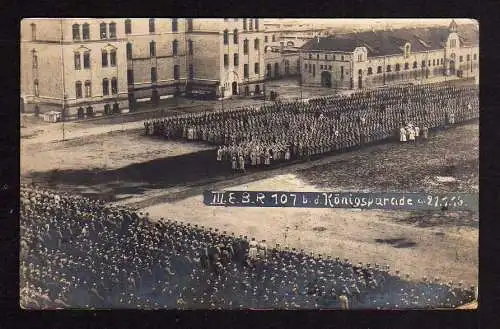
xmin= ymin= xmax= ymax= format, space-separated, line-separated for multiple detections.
xmin=144 ymin=83 xmax=479 ymax=171
xmin=21 ymin=185 xmax=476 ymax=309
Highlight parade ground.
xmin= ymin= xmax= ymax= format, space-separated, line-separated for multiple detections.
xmin=21 ymin=111 xmax=479 ymax=287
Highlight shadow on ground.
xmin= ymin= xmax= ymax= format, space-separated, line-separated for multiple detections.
xmin=374 ymin=238 xmax=417 ymax=249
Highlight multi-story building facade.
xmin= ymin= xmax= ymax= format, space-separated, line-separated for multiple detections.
xmin=20 ymin=18 xmax=265 ymax=118
xmin=300 ymin=20 xmax=479 ymax=90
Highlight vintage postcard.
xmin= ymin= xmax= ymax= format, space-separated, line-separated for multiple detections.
xmin=20 ymin=18 xmax=479 ymax=310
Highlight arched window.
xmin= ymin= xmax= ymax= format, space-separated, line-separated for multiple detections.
xmin=111 ymin=77 xmax=118 ymax=95
xmin=404 ymin=62 xmax=409 ymax=70
xmin=151 ymin=67 xmax=157 ymax=82
xmin=413 ymin=61 xmax=417 ymax=69
xmin=386 ymin=65 xmax=392 ymax=72
xmin=102 ymin=78 xmax=109 ymax=96
xmin=82 ymin=23 xmax=89 ymax=40
xmin=234 ymin=53 xmax=239 ymax=66
xmin=149 ymin=18 xmax=155 ymax=33
xmin=34 ymin=79 xmax=39 ymax=96
xmin=188 ymin=40 xmax=193 ymax=55
xmin=110 ymin=49 xmax=117 ymax=66
xmin=75 ymin=81 xmax=82 ymax=98
xmin=172 ymin=18 xmax=178 ymax=32
xmin=254 ymin=38 xmax=259 ymax=50
xmin=125 ymin=19 xmax=132 ymax=34
xmin=255 ymin=19 xmax=259 ymax=31
xmin=459 ymin=55 xmax=463 ymax=62
xmin=272 ymin=34 xmax=276 ymax=42
xmin=249 ymin=19 xmax=253 ymax=30
xmin=72 ymin=24 xmax=80 ymax=40
xmin=395 ymin=63 xmax=400 ymax=71
xmin=109 ymin=22 xmax=116 ymax=38
xmin=100 ymin=23 xmax=107 ymax=39
xmin=243 ymin=19 xmax=247 ymax=30
xmin=187 ymin=18 xmax=193 ymax=32
xmin=84 ymin=80 xmax=92 ymax=98
xmin=31 ymin=23 xmax=36 ymax=41
xmin=172 ymin=40 xmax=178 ymax=56
xmin=223 ymin=30 xmax=229 ymax=45
xmin=367 ymin=67 xmax=373 ymax=75
xmin=150 ymin=41 xmax=156 ymax=57
xmin=377 ymin=66 xmax=382 ymax=74
xmin=358 ymin=69 xmax=362 ymax=75
xmin=233 ymin=29 xmax=238 ymax=44
xmin=126 ymin=42 xmax=133 ymax=60
xmin=83 ymin=51 xmax=90 ymax=69
xmin=101 ymin=50 xmax=108 ymax=67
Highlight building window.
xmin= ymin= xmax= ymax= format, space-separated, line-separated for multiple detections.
xmin=341 ymin=55 xmax=344 ymax=61
xmin=328 ymin=65 xmax=332 ymax=70
xmin=249 ymin=19 xmax=253 ymax=30
xmin=308 ymin=64 xmax=312 ymax=73
xmin=432 ymin=59 xmax=435 ymax=66
xmin=150 ymin=41 xmax=156 ymax=57
xmin=110 ymin=49 xmax=116 ymax=66
xmin=325 ymin=54 xmax=328 ymax=60
xmin=358 ymin=54 xmax=363 ymax=62
xmin=104 ymin=104 xmax=111 ymax=115
xmin=243 ymin=39 xmax=248 ymax=54
xmin=234 ymin=53 xmax=239 ymax=66
xmin=404 ymin=63 xmax=409 ymax=70
xmin=151 ymin=67 xmax=157 ymax=82
xmin=113 ymin=103 xmax=119 ymax=113
xmin=72 ymin=24 xmax=80 ymax=41
xmin=332 ymin=55 xmax=336 ymax=61
xmin=265 ymin=35 xmax=268 ymax=43
xmin=172 ymin=40 xmax=178 ymax=56
xmin=189 ymin=64 xmax=194 ymax=79
xmin=84 ymin=81 xmax=91 ymax=98
xmin=254 ymin=38 xmax=259 ymax=50
xmin=367 ymin=67 xmax=373 ymax=75
xmin=244 ymin=64 xmax=249 ymax=78
xmin=413 ymin=61 xmax=417 ymax=69
xmin=83 ymin=52 xmax=90 ymax=69
xmin=320 ymin=65 xmax=323 ymax=69
xmin=395 ymin=63 xmax=400 ymax=71
xmin=174 ymin=65 xmax=180 ymax=80
xmin=377 ymin=66 xmax=382 ymax=74
xmin=100 ymin=23 xmax=107 ymax=39
xmin=172 ymin=18 xmax=178 ymax=32
xmin=34 ymin=79 xmax=39 ymax=96
xmin=224 ymin=54 xmax=229 ymax=67
xmin=467 ymin=54 xmax=470 ymax=61
xmin=233 ymin=29 xmax=238 ymax=44
xmin=317 ymin=54 xmax=320 ymax=59
xmin=255 ymin=19 xmax=259 ymax=31
xmin=272 ymin=35 xmax=276 ymax=42
xmin=450 ymin=39 xmax=456 ymax=48
xmin=421 ymin=60 xmax=426 ymax=68
xmin=254 ymin=62 xmax=260 ymax=74
xmin=428 ymin=60 xmax=431 ymax=66
xmin=32 ymin=52 xmax=38 ymax=69
xmin=149 ymin=19 xmax=155 ymax=33
xmin=459 ymin=55 xmax=463 ymax=62
xmin=109 ymin=22 xmax=116 ymax=38
xmin=82 ymin=23 xmax=89 ymax=40
xmin=125 ymin=19 xmax=132 ymax=34
xmin=386 ymin=65 xmax=391 ymax=72
xmin=75 ymin=81 xmax=82 ymax=98
xmin=187 ymin=19 xmax=193 ymax=32
xmin=304 ymin=64 xmax=307 ymax=70
xmin=473 ymin=54 xmax=477 ymax=60
xmin=223 ymin=30 xmax=229 ymax=45
xmin=188 ymin=40 xmax=193 ymax=55
xmin=243 ymin=19 xmax=247 ymax=30
xmin=102 ymin=50 xmax=108 ymax=67
xmin=102 ymin=78 xmax=109 ymax=96
xmin=358 ymin=69 xmax=362 ymax=76
xmin=312 ymin=64 xmax=315 ymax=77
xmin=127 ymin=69 xmax=134 ymax=85
xmin=31 ymin=23 xmax=36 ymax=41
xmin=74 ymin=53 xmax=81 ymax=70
xmin=111 ymin=77 xmax=117 ymax=95
xmin=126 ymin=43 xmax=132 ymax=60
xmin=341 ymin=66 xmax=344 ymax=78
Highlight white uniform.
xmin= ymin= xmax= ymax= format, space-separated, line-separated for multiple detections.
xmin=414 ymin=126 xmax=420 ymax=138
xmin=408 ymin=127 xmax=415 ymax=141
xmin=216 ymin=148 xmax=222 ymax=161
xmin=399 ymin=127 xmax=407 ymax=142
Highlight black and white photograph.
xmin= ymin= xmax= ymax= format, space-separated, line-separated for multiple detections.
xmin=20 ymin=18 xmax=479 ymax=310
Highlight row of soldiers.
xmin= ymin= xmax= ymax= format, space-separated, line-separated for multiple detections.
xmin=143 ymin=83 xmax=479 ymax=170
xmin=21 ymin=185 xmax=476 ymax=309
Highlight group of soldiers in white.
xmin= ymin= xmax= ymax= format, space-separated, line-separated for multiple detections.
xmin=144 ymin=82 xmax=479 ymax=172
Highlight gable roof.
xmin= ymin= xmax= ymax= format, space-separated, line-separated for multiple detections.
xmin=301 ymin=24 xmax=478 ymax=57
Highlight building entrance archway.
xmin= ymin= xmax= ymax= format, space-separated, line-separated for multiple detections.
xmin=321 ymin=71 xmax=332 ymax=88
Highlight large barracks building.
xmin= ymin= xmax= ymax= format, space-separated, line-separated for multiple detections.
xmin=21 ymin=18 xmax=265 ymax=117
xmin=300 ymin=20 xmax=478 ymax=90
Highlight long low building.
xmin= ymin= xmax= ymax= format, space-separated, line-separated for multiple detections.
xmin=300 ymin=20 xmax=479 ymax=90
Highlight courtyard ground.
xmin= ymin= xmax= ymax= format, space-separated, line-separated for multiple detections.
xmin=21 ymin=118 xmax=479 ymax=287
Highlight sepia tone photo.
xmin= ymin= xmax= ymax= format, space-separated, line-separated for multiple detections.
xmin=20 ymin=18 xmax=479 ymax=310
